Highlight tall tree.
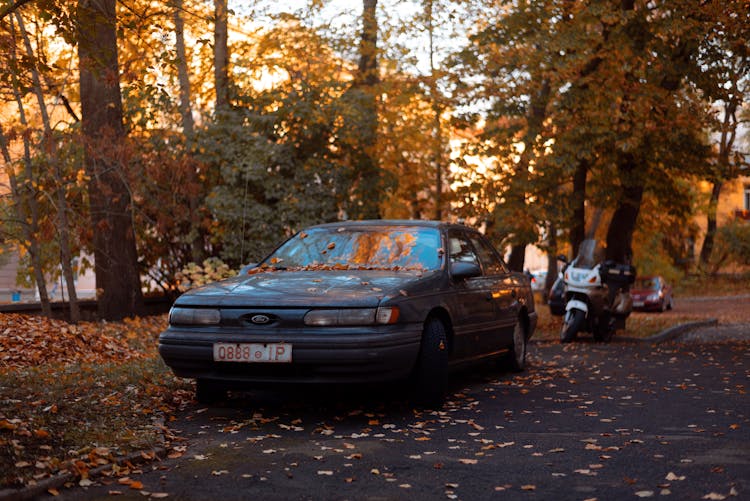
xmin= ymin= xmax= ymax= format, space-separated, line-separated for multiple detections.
xmin=214 ymin=0 xmax=229 ymax=113
xmin=173 ymin=0 xmax=195 ymax=140
xmin=4 ymin=15 xmax=52 ymax=316
xmin=78 ymin=0 xmax=143 ymax=320
xmin=603 ymin=0 xmax=707 ymax=263
xmin=16 ymin=11 xmax=81 ymax=322
xmin=344 ymin=0 xmax=383 ymax=219
xmin=424 ymin=0 xmax=446 ymax=220
xmin=697 ymin=5 xmax=750 ymax=268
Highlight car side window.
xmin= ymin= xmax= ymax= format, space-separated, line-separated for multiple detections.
xmin=470 ymin=235 xmax=507 ymax=275
xmin=448 ymin=232 xmax=480 ymax=267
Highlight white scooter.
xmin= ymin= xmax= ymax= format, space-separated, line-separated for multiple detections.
xmin=558 ymin=239 xmax=635 ymax=343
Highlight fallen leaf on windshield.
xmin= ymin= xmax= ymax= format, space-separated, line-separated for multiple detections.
xmin=327 ymin=242 xmax=336 ymax=250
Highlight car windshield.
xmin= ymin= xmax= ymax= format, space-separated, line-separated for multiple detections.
xmin=635 ymin=277 xmax=659 ymax=290
xmin=260 ymin=226 xmax=443 ymax=271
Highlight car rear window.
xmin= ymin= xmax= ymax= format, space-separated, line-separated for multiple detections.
xmin=262 ymin=226 xmax=443 ymax=271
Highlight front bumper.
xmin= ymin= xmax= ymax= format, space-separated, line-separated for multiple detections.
xmin=632 ymin=299 xmax=663 ymax=311
xmin=158 ymin=323 xmax=423 ymax=385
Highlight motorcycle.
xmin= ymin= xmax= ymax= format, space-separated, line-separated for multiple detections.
xmin=557 ymin=239 xmax=636 ymax=343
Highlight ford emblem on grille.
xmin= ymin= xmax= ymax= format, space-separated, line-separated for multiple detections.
xmin=250 ymin=314 xmax=271 ymax=325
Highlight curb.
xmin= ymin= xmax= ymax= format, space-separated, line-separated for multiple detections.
xmin=0 ymin=447 xmax=166 ymax=501
xmin=623 ymin=318 xmax=720 ymax=344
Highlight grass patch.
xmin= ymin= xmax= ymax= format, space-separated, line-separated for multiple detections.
xmin=673 ymin=272 xmax=750 ymax=298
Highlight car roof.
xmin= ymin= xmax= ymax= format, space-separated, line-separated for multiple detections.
xmin=308 ymin=220 xmax=476 ymax=232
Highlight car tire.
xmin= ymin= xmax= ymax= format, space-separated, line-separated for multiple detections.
xmin=560 ymin=309 xmax=585 ymax=343
xmin=506 ymin=319 xmax=527 ymax=372
xmin=412 ymin=318 xmax=449 ymax=408
xmin=195 ymin=379 xmax=226 ymax=404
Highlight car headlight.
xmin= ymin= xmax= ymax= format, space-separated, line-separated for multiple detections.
xmin=304 ymin=307 xmax=399 ymax=326
xmin=169 ymin=307 xmax=221 ymax=325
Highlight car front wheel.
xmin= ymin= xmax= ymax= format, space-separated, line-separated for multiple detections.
xmin=412 ymin=318 xmax=449 ymax=408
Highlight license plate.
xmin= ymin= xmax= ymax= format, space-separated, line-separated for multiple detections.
xmin=633 ymin=301 xmax=644 ymax=307
xmin=213 ymin=343 xmax=292 ymax=363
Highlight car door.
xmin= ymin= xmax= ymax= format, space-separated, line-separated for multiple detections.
xmin=468 ymin=233 xmax=519 ymax=350
xmin=447 ymin=229 xmax=499 ymax=361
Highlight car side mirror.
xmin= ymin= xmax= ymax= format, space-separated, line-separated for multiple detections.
xmin=451 ymin=261 xmax=482 ymax=280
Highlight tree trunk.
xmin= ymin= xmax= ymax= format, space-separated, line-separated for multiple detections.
xmin=605 ymin=154 xmax=644 ymax=263
xmin=174 ymin=0 xmax=205 ymax=264
xmin=213 ymin=0 xmax=229 ymax=113
xmin=544 ymin=221 xmax=558 ymax=299
xmin=425 ymin=0 xmax=444 ymax=220
xmin=78 ymin=0 xmax=143 ymax=320
xmin=358 ymin=0 xmax=378 ymax=87
xmin=507 ymin=244 xmax=526 ymax=273
xmin=173 ymin=0 xmax=195 ymax=139
xmin=503 ymin=79 xmax=551 ymax=272
xmin=348 ymin=0 xmax=381 ymax=220
xmin=7 ymin=18 xmax=51 ymax=317
xmin=699 ymin=181 xmax=722 ymax=268
xmin=570 ymin=160 xmax=587 ymax=256
xmin=700 ymin=98 xmax=740 ymax=269
xmin=17 ymin=12 xmax=81 ymax=323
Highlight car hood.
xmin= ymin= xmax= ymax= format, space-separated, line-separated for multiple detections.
xmin=174 ymin=270 xmax=439 ymax=308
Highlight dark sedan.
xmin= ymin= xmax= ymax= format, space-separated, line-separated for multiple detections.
xmin=631 ymin=275 xmax=674 ymax=312
xmin=159 ymin=220 xmax=537 ymax=405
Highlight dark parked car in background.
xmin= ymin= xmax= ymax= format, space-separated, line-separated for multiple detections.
xmin=159 ymin=220 xmax=537 ymax=406
xmin=631 ymin=275 xmax=673 ymax=312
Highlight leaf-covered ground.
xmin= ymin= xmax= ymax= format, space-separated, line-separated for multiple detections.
xmin=1 ymin=275 xmax=748 ymax=492
xmin=0 ymin=314 xmax=191 ymax=490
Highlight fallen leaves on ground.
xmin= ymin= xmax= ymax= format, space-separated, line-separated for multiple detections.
xmin=0 ymin=313 xmax=191 ymax=489
xmin=0 ymin=314 xmax=152 ymax=370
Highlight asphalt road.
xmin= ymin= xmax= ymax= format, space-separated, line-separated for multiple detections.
xmin=59 ymin=337 xmax=749 ymax=501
